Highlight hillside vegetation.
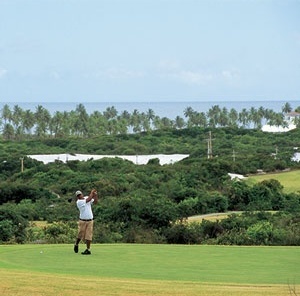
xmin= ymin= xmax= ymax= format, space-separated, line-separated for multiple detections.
xmin=0 ymin=126 xmax=300 ymax=245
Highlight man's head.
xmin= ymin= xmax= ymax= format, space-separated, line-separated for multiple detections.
xmin=75 ymin=190 xmax=83 ymax=199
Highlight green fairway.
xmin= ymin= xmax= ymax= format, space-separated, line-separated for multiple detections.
xmin=246 ymin=169 xmax=300 ymax=193
xmin=0 ymin=244 xmax=299 ymax=296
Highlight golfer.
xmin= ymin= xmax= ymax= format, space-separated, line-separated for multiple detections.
xmin=74 ymin=189 xmax=98 ymax=255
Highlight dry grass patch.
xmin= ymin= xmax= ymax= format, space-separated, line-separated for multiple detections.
xmin=0 ymin=269 xmax=294 ymax=296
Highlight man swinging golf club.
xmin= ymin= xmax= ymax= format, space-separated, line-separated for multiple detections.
xmin=74 ymin=189 xmax=98 ymax=255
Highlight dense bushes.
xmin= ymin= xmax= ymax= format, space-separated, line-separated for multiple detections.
xmin=0 ymin=184 xmax=57 ymax=205
xmin=0 ymin=205 xmax=28 ymax=243
xmin=164 ymin=211 xmax=300 ymax=246
xmin=1 ymin=186 xmax=299 ymax=245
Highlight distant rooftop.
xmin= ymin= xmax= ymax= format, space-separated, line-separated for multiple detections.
xmin=285 ymin=111 xmax=300 ymax=117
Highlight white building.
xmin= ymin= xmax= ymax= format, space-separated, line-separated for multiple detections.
xmin=262 ymin=111 xmax=300 ymax=133
xmin=292 ymin=152 xmax=300 ymax=162
xmin=284 ymin=111 xmax=300 ymax=123
xmin=27 ymin=153 xmax=189 ymax=165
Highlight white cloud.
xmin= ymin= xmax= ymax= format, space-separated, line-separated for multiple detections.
xmin=158 ymin=59 xmax=180 ymax=71
xmin=94 ymin=67 xmax=145 ymax=80
xmin=49 ymin=71 xmax=61 ymax=80
xmin=159 ymin=66 xmax=243 ymax=86
xmin=221 ymin=68 xmax=240 ymax=81
xmin=177 ymin=70 xmax=214 ymax=85
xmin=0 ymin=67 xmax=8 ymax=78
xmin=157 ymin=59 xmax=215 ymax=85
xmin=107 ymin=67 xmax=144 ymax=79
xmin=157 ymin=60 xmax=244 ymax=86
xmin=159 ymin=68 xmax=214 ymax=85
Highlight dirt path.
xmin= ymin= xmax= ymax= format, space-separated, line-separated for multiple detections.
xmin=187 ymin=211 xmax=242 ymax=222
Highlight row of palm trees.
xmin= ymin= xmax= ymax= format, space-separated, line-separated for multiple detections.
xmin=0 ymin=102 xmax=297 ymax=140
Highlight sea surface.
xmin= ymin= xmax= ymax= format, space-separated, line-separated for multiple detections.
xmin=1 ymin=100 xmax=300 ymax=119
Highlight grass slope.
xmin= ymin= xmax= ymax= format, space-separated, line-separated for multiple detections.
xmin=246 ymin=169 xmax=300 ymax=193
xmin=0 ymin=244 xmax=299 ymax=296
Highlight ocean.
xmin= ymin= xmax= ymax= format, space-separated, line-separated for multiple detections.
xmin=1 ymin=100 xmax=300 ymax=119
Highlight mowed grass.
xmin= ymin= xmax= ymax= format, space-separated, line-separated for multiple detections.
xmin=0 ymin=244 xmax=299 ymax=296
xmin=246 ymin=169 xmax=300 ymax=193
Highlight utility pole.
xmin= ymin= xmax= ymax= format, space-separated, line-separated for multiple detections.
xmin=20 ymin=157 xmax=24 ymax=173
xmin=207 ymin=131 xmax=213 ymax=159
xmin=275 ymin=145 xmax=278 ymax=159
xmin=232 ymin=149 xmax=236 ymax=162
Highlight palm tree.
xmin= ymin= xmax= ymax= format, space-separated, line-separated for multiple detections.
xmin=207 ymin=105 xmax=221 ymax=128
xmin=23 ymin=109 xmax=35 ymax=135
xmin=194 ymin=112 xmax=207 ymax=127
xmin=258 ymin=106 xmax=266 ymax=125
xmin=146 ymin=108 xmax=155 ymax=130
xmin=107 ymin=119 xmax=120 ymax=135
xmin=130 ymin=109 xmax=142 ymax=133
xmin=2 ymin=123 xmax=14 ymax=140
xmin=228 ymin=108 xmax=238 ymax=127
xmin=117 ymin=118 xmax=128 ymax=134
xmin=265 ymin=109 xmax=276 ymax=125
xmin=238 ymin=108 xmax=250 ymax=128
xmin=282 ymin=102 xmax=292 ymax=114
xmin=11 ymin=105 xmax=25 ymax=139
xmin=103 ymin=106 xmax=118 ymax=120
xmin=174 ymin=116 xmax=185 ymax=129
xmin=153 ymin=115 xmax=162 ymax=130
xmin=74 ymin=104 xmax=89 ymax=137
xmin=50 ymin=111 xmax=64 ymax=137
xmin=89 ymin=111 xmax=107 ymax=136
xmin=183 ymin=106 xmax=195 ymax=118
xmin=12 ymin=105 xmax=23 ymax=129
xmin=120 ymin=110 xmax=131 ymax=121
xmin=68 ymin=110 xmax=78 ymax=136
xmin=1 ymin=104 xmax=12 ymax=125
xmin=184 ymin=107 xmax=198 ymax=127
xmin=219 ymin=107 xmax=229 ymax=127
xmin=34 ymin=105 xmax=51 ymax=137
xmin=146 ymin=108 xmax=155 ymax=121
xmin=61 ymin=111 xmax=72 ymax=136
xmin=271 ymin=113 xmax=285 ymax=127
xmin=160 ymin=117 xmax=173 ymax=129
xmin=293 ymin=115 xmax=300 ymax=127
xmin=141 ymin=112 xmax=151 ymax=132
xmin=250 ymin=107 xmax=263 ymax=129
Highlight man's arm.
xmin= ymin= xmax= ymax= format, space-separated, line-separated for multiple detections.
xmin=93 ymin=189 xmax=98 ymax=205
xmin=86 ymin=189 xmax=98 ymax=204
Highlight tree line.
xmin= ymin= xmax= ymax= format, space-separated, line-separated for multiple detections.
xmin=0 ymin=102 xmax=299 ymax=139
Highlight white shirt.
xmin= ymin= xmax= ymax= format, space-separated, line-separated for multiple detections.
xmin=76 ymin=196 xmax=94 ymax=220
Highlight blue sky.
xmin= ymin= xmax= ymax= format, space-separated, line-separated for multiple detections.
xmin=0 ymin=0 xmax=299 ymax=103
